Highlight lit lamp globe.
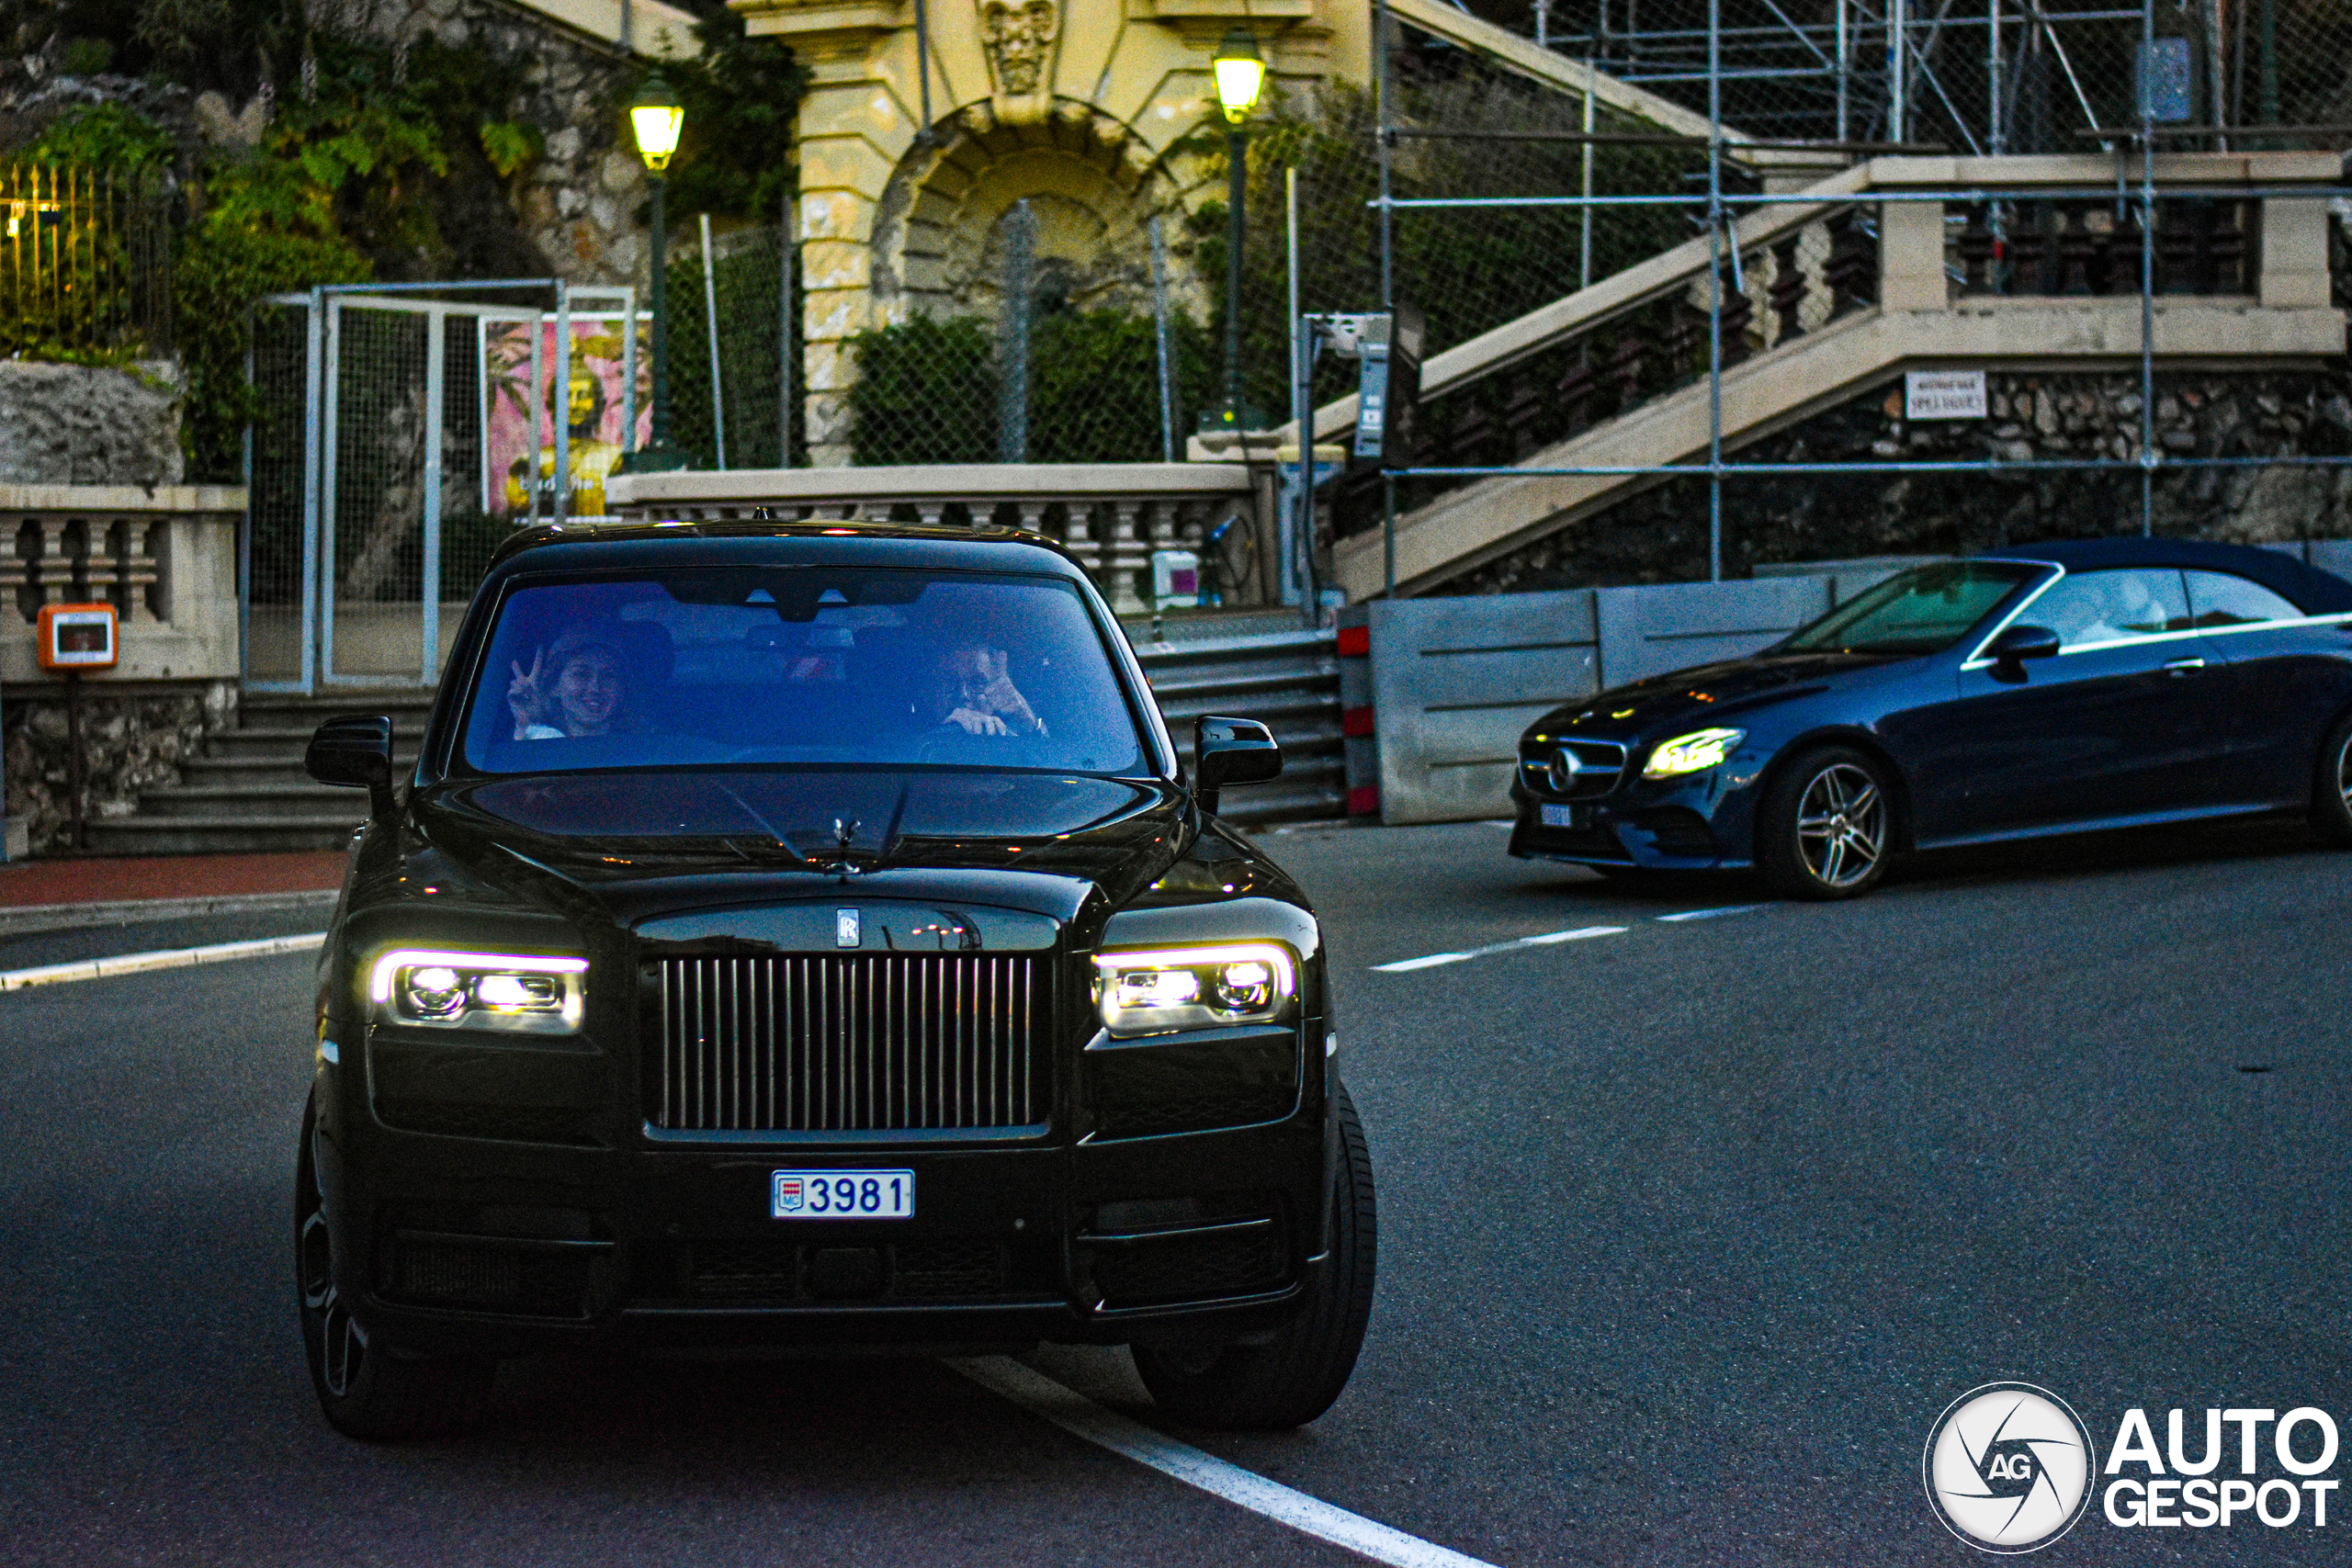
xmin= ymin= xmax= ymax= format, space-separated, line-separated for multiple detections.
xmin=1206 ymin=28 xmax=1263 ymax=435
xmin=1212 ymin=28 xmax=1265 ymax=124
xmin=629 ymin=79 xmax=684 ymax=172
xmin=622 ymin=78 xmax=691 ymax=475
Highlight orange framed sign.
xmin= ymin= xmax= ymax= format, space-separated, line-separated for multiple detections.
xmin=37 ymin=603 xmax=119 ymax=671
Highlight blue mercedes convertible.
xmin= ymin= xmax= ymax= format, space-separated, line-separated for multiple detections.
xmin=1508 ymin=537 xmax=2352 ymax=898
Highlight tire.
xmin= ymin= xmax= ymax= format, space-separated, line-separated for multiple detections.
xmin=1756 ymin=746 xmax=1895 ymax=900
xmin=1131 ymin=1082 xmax=1376 ymax=1431
xmin=2311 ymin=713 xmax=2352 ymax=845
xmin=296 ymin=1094 xmax=494 ymax=1439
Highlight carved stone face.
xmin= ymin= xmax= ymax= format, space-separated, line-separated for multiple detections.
xmin=978 ymin=0 xmax=1059 ymax=96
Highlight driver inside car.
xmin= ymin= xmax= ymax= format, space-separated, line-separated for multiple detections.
xmin=923 ymin=639 xmax=1047 ymax=738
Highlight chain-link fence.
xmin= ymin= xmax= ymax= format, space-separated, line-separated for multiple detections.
xmin=1 ymin=161 xmax=171 ymax=360
xmin=661 ymin=217 xmax=799 ymax=471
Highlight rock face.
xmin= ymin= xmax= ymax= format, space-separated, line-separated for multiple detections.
xmin=0 ymin=685 xmax=231 ymax=857
xmin=1443 ymin=370 xmax=2352 ymax=593
xmin=0 ymin=362 xmax=186 ymax=486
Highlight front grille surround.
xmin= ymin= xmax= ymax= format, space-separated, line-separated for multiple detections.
xmin=649 ymin=953 xmax=1054 ymax=1134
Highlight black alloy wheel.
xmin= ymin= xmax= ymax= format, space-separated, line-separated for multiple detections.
xmin=2311 ymin=713 xmax=2352 ymax=845
xmin=1131 ymin=1082 xmax=1377 ymax=1431
xmin=1757 ymin=746 xmax=1894 ymax=899
xmin=296 ymin=1093 xmax=494 ymax=1439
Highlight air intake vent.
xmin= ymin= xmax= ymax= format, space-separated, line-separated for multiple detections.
xmin=651 ymin=955 xmax=1050 ymax=1133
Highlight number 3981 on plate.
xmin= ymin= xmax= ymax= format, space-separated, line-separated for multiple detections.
xmin=772 ymin=1169 xmax=915 ymax=1220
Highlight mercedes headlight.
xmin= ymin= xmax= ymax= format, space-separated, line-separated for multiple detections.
xmin=1092 ymin=943 xmax=1297 ymax=1037
xmin=1642 ymin=728 xmax=1746 ymax=779
xmin=368 ymin=950 xmax=587 ymax=1033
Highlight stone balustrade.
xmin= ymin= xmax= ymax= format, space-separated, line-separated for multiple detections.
xmin=0 ymin=486 xmax=245 ymax=685
xmin=604 ymin=462 xmax=1270 ymax=613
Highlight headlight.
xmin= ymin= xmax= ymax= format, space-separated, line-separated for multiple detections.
xmin=1092 ymin=943 xmax=1297 ymax=1038
xmin=1642 ymin=728 xmax=1746 ymax=779
xmin=368 ymin=950 xmax=587 ymax=1033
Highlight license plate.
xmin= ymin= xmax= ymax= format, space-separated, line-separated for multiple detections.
xmin=1540 ymin=803 xmax=1588 ymax=829
xmin=772 ymin=1169 xmax=914 ymax=1220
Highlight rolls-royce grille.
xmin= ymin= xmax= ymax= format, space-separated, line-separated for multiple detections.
xmin=652 ymin=955 xmax=1049 ymax=1133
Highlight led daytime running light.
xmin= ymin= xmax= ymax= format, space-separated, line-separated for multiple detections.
xmin=368 ymin=950 xmax=588 ymax=1004
xmin=1643 ymin=728 xmax=1746 ymax=779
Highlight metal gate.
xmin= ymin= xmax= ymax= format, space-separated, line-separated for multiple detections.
xmin=243 ymin=280 xmax=641 ymax=692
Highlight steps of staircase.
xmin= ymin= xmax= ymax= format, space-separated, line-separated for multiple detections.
xmin=85 ymin=817 xmax=364 ymax=855
xmin=136 ymin=784 xmax=367 ymax=818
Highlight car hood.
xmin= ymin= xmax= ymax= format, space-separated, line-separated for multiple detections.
xmin=396 ymin=770 xmax=1187 ymax=931
xmin=1534 ymin=649 xmax=1905 ymax=739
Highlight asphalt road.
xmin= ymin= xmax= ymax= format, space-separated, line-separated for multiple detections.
xmin=5 ymin=814 xmax=2348 ymax=1565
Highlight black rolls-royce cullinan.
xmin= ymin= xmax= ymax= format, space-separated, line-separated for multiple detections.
xmin=296 ymin=519 xmax=1372 ymax=1438
xmin=1510 ymin=537 xmax=2352 ymax=898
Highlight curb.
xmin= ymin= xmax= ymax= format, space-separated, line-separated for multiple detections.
xmin=1 ymin=932 xmax=327 ymax=992
xmin=0 ymin=889 xmax=339 ymax=939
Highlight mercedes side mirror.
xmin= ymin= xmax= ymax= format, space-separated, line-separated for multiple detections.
xmin=306 ymin=714 xmax=397 ymax=820
xmin=1194 ymin=715 xmax=1283 ymax=818
xmin=1984 ymin=624 xmax=2061 ymax=680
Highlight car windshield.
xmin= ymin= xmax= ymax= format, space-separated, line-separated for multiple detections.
xmin=1781 ymin=561 xmax=2040 ymax=656
xmin=457 ymin=568 xmax=1150 ymax=776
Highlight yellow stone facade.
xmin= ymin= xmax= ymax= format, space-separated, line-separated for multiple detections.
xmin=732 ymin=0 xmax=1373 ymax=464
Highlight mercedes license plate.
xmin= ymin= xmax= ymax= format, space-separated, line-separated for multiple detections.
xmin=772 ymin=1169 xmax=914 ymax=1220
xmin=1540 ymin=803 xmax=1589 ymax=829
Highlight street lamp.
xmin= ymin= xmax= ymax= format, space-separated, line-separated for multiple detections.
xmin=622 ymin=77 xmax=690 ymax=473
xmin=1210 ymin=28 xmax=1263 ymax=435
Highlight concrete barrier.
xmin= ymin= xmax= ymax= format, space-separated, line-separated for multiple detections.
xmin=1361 ymin=567 xmax=1911 ymax=825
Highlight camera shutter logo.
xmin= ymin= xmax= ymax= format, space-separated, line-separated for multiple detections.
xmin=1923 ymin=1383 xmax=2097 ymax=1552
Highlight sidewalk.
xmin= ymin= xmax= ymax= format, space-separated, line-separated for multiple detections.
xmin=0 ymin=852 xmax=347 ymax=935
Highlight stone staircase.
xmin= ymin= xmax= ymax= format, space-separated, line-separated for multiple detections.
xmin=88 ymin=694 xmax=437 ymax=856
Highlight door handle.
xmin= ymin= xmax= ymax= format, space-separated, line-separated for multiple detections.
xmin=2162 ymin=657 xmax=2207 ymax=672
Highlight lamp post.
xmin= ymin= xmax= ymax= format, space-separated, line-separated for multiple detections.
xmin=623 ymin=78 xmax=690 ymax=472
xmin=1210 ymin=28 xmax=1264 ymax=435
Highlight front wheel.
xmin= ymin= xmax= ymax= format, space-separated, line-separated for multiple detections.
xmin=296 ymin=1094 xmax=494 ymax=1439
xmin=1756 ymin=746 xmax=1894 ymax=900
xmin=2310 ymin=713 xmax=2352 ymax=845
xmin=1131 ymin=1082 xmax=1376 ymax=1431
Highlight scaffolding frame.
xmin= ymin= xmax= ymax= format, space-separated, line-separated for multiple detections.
xmin=1364 ymin=0 xmax=2351 ymax=592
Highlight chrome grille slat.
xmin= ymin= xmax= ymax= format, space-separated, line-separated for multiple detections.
xmin=651 ymin=955 xmax=1047 ymax=1133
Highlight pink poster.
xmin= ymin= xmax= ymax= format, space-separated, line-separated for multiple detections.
xmin=481 ymin=315 xmax=652 ymax=518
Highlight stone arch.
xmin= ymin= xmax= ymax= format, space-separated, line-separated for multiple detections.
xmin=867 ymin=97 xmax=1210 ymax=329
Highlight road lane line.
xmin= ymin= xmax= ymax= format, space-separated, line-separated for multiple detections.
xmin=1 ymin=932 xmax=325 ymax=992
xmin=1371 ymin=925 xmax=1626 ymax=973
xmin=950 ymin=1358 xmax=1499 ymax=1568
xmin=1656 ymin=904 xmax=1766 ymax=922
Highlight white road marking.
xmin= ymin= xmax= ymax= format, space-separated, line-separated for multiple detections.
xmin=951 ymin=1358 xmax=1500 ymax=1568
xmin=1656 ymin=904 xmax=1766 ymax=922
xmin=1372 ymin=925 xmax=1625 ymax=972
xmin=0 ymin=932 xmax=325 ymax=992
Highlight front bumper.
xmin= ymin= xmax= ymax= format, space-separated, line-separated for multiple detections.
xmin=311 ymin=1044 xmax=1330 ymax=1359
xmin=1505 ymin=755 xmax=1762 ymax=871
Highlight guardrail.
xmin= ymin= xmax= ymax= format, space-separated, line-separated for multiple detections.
xmin=1130 ymin=624 xmax=1342 ymax=829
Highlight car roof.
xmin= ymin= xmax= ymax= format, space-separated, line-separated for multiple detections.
xmin=487 ymin=516 xmax=1090 ymax=578
xmin=1978 ymin=536 xmax=2352 ymax=615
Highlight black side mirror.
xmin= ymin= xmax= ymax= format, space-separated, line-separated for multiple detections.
xmin=1984 ymin=624 xmax=2061 ymax=681
xmin=1193 ymin=715 xmax=1283 ymax=818
xmin=306 ymin=715 xmax=396 ymax=820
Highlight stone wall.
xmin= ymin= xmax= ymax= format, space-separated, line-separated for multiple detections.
xmin=0 ymin=4 xmax=656 ymax=288
xmin=0 ymin=363 xmax=186 ymax=486
xmin=1 ymin=683 xmax=233 ymax=856
xmin=1442 ymin=369 xmax=2352 ymax=594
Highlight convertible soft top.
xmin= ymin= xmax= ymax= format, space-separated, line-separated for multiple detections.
xmin=1982 ymin=536 xmax=2352 ymax=615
